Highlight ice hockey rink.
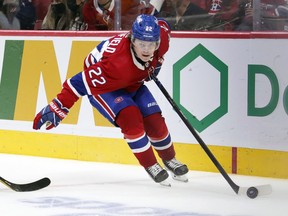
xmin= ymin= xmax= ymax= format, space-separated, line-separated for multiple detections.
xmin=0 ymin=153 xmax=287 ymax=216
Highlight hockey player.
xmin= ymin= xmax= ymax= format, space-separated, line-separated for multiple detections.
xmin=33 ymin=14 xmax=189 ymax=185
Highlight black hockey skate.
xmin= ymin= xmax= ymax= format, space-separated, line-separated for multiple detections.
xmin=145 ymin=163 xmax=170 ymax=186
xmin=163 ymin=158 xmax=189 ymax=182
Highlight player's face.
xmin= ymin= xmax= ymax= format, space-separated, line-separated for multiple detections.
xmin=133 ymin=39 xmax=158 ymax=62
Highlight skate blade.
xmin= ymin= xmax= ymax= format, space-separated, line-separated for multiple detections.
xmin=172 ymin=174 xmax=188 ymax=183
xmin=159 ymin=180 xmax=171 ymax=187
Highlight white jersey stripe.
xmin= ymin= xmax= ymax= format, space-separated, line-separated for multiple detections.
xmin=125 ymin=132 xmax=146 ymax=143
xmin=82 ymin=72 xmax=92 ymax=95
xmin=67 ymin=79 xmax=81 ymax=98
xmin=148 ymin=132 xmax=169 ymax=143
xmin=152 ymin=141 xmax=172 ymax=151
xmin=131 ymin=142 xmax=151 ymax=153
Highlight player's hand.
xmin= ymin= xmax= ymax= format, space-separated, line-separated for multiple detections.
xmin=146 ymin=62 xmax=162 ymax=81
xmin=33 ymin=98 xmax=69 ymax=130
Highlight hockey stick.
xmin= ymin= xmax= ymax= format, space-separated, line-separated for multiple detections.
xmin=0 ymin=176 xmax=51 ymax=192
xmin=152 ymin=75 xmax=272 ymax=199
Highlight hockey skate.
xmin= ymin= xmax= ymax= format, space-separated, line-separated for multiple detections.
xmin=163 ymin=158 xmax=189 ymax=182
xmin=145 ymin=163 xmax=171 ymax=187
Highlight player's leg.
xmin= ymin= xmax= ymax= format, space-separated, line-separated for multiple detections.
xmin=115 ymin=106 xmax=168 ymax=183
xmin=135 ymin=85 xmax=189 ymax=180
xmin=88 ymin=91 xmax=168 ymax=183
xmin=143 ymin=113 xmax=189 ymax=180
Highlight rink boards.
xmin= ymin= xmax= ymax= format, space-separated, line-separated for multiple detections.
xmin=0 ymin=31 xmax=287 ymax=178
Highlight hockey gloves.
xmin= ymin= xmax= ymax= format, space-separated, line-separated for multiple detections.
xmin=146 ymin=62 xmax=162 ymax=81
xmin=33 ymin=98 xmax=69 ymax=130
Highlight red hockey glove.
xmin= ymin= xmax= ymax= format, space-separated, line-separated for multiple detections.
xmin=33 ymin=98 xmax=69 ymax=130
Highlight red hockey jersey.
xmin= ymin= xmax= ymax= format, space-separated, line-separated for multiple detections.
xmin=57 ymin=20 xmax=170 ymax=109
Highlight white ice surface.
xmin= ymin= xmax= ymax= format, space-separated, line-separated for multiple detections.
xmin=0 ymin=153 xmax=287 ymax=216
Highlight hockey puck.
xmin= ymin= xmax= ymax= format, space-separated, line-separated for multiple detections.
xmin=247 ymin=187 xmax=258 ymax=199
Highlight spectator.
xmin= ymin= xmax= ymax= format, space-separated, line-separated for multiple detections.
xmin=16 ymin=0 xmax=36 ymax=30
xmin=82 ymin=0 xmax=164 ymax=30
xmin=207 ymin=0 xmax=240 ymax=31
xmin=276 ymin=4 xmax=288 ymax=18
xmin=190 ymin=0 xmax=210 ymax=11
xmin=208 ymin=0 xmax=222 ymax=15
xmin=82 ymin=0 xmax=114 ymax=30
xmin=260 ymin=0 xmax=288 ymax=30
xmin=33 ymin=0 xmax=49 ymax=20
xmin=121 ymin=0 xmax=143 ymax=30
xmin=67 ymin=0 xmax=86 ymax=30
xmin=32 ymin=0 xmax=50 ymax=29
xmin=41 ymin=0 xmax=72 ymax=30
xmin=157 ymin=0 xmax=213 ymax=31
xmin=138 ymin=0 xmax=166 ymax=18
xmin=235 ymin=0 xmax=253 ymax=31
xmin=0 ymin=0 xmax=20 ymax=30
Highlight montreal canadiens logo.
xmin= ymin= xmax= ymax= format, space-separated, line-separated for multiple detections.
xmin=114 ymin=97 xmax=124 ymax=103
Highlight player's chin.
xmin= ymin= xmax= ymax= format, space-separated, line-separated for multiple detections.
xmin=140 ymin=55 xmax=152 ymax=62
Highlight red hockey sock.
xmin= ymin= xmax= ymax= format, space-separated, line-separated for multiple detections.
xmin=144 ymin=113 xmax=175 ymax=161
xmin=116 ymin=106 xmax=157 ymax=168
xmin=156 ymin=145 xmax=175 ymax=161
xmin=134 ymin=146 xmax=157 ymax=168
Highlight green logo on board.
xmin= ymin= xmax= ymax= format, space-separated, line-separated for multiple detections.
xmin=173 ymin=44 xmax=228 ymax=132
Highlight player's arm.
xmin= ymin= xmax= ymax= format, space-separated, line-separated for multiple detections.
xmin=33 ymin=69 xmax=95 ymax=130
xmin=83 ymin=39 xmax=109 ymax=69
xmin=33 ymin=67 xmax=97 ymax=130
xmin=33 ymin=76 xmax=81 ymax=130
xmin=33 ymin=63 xmax=121 ymax=130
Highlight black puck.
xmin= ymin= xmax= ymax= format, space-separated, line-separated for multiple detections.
xmin=247 ymin=187 xmax=258 ymax=199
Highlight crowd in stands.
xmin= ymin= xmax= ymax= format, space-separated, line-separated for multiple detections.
xmin=0 ymin=0 xmax=287 ymax=31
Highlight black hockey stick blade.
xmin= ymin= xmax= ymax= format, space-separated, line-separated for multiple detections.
xmin=152 ymin=75 xmax=272 ymax=198
xmin=238 ymin=184 xmax=273 ymax=197
xmin=0 ymin=176 xmax=51 ymax=192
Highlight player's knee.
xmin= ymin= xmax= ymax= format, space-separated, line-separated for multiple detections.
xmin=116 ymin=106 xmax=145 ymax=138
xmin=144 ymin=112 xmax=168 ymax=139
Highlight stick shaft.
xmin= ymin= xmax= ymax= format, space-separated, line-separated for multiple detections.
xmin=152 ymin=75 xmax=240 ymax=194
